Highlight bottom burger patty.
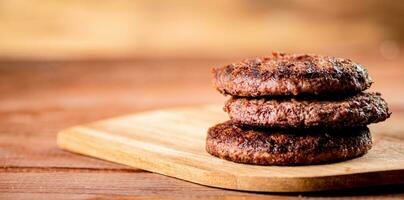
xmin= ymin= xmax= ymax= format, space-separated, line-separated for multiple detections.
xmin=206 ymin=121 xmax=372 ymax=165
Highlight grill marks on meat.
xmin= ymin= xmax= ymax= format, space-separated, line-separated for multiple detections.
xmin=224 ymin=92 xmax=391 ymax=129
xmin=206 ymin=121 xmax=372 ymax=165
xmin=207 ymin=52 xmax=389 ymax=166
xmin=212 ymin=52 xmax=372 ymax=97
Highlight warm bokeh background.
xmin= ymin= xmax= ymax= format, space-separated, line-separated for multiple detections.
xmin=1 ymin=0 xmax=403 ymax=59
xmin=1 ymin=0 xmax=403 ymax=107
xmin=2 ymin=1 xmax=404 ymax=198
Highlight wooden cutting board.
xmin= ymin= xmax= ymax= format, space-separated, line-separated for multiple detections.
xmin=57 ymin=104 xmax=404 ymax=192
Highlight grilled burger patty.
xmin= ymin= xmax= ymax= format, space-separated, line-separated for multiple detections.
xmin=224 ymin=92 xmax=390 ymax=129
xmin=213 ymin=52 xmax=372 ymax=97
xmin=206 ymin=121 xmax=372 ymax=165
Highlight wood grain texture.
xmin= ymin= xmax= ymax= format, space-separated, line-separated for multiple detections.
xmin=2 ymin=57 xmax=404 ymax=199
xmin=57 ymin=104 xmax=404 ymax=192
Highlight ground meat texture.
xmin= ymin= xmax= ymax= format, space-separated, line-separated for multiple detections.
xmin=212 ymin=52 xmax=372 ymax=97
xmin=206 ymin=121 xmax=372 ymax=166
xmin=224 ymin=92 xmax=390 ymax=129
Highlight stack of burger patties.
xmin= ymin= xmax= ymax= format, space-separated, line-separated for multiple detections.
xmin=207 ymin=52 xmax=391 ymax=165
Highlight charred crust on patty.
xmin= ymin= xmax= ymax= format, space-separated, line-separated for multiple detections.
xmin=224 ymin=92 xmax=391 ymax=129
xmin=206 ymin=121 xmax=372 ymax=165
xmin=212 ymin=52 xmax=373 ymax=97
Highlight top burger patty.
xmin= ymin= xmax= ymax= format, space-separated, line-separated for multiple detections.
xmin=213 ymin=52 xmax=372 ymax=97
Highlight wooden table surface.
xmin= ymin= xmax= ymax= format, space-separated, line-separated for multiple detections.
xmin=1 ymin=55 xmax=404 ymax=199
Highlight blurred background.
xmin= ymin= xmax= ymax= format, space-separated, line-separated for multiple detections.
xmin=2 ymin=2 xmax=404 ymax=197
xmin=1 ymin=0 xmax=403 ymax=60
xmin=1 ymin=0 xmax=403 ymax=115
